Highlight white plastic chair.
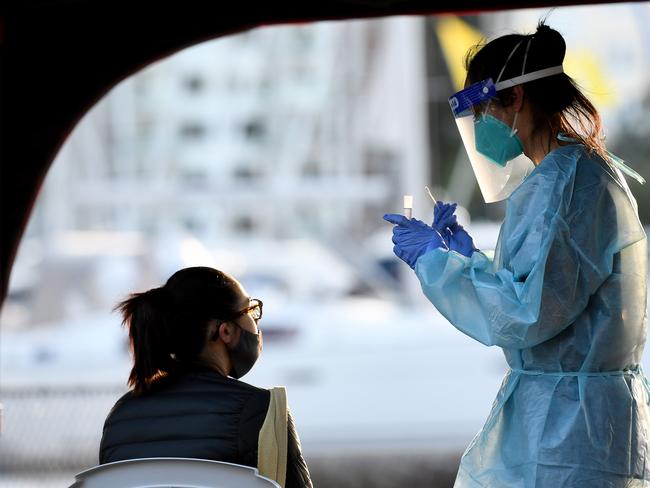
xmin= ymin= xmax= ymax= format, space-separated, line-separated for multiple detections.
xmin=69 ymin=457 xmax=282 ymax=488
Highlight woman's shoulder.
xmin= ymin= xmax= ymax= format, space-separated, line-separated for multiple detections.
xmin=188 ymin=367 xmax=271 ymax=399
xmin=228 ymin=376 xmax=273 ymax=411
xmin=573 ymin=147 xmax=618 ymax=186
xmin=105 ymin=370 xmax=272 ymax=422
xmin=510 ymin=145 xmax=579 ymax=197
xmin=535 ymin=144 xmax=584 ymax=181
xmin=239 ymin=381 xmax=272 ymax=419
xmin=512 ymin=145 xmax=610 ymax=209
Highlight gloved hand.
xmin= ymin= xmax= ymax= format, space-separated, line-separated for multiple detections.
xmin=432 ymin=202 xmax=458 ymax=244
xmin=432 ymin=201 xmax=478 ymax=258
xmin=447 ymin=223 xmax=478 ymax=257
xmin=383 ymin=214 xmax=447 ymax=269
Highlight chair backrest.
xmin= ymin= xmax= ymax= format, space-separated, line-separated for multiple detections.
xmin=69 ymin=457 xmax=282 ymax=488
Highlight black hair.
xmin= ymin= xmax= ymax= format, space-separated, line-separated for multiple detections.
xmin=464 ymin=21 xmax=606 ymax=158
xmin=115 ymin=266 xmax=241 ymax=393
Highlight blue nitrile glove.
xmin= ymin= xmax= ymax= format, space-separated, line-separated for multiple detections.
xmin=432 ymin=201 xmax=458 ymax=244
xmin=383 ymin=214 xmax=447 ymax=269
xmin=447 ymin=223 xmax=478 ymax=257
xmin=431 ymin=201 xmax=477 ymax=258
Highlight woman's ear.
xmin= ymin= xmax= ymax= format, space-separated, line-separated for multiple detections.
xmin=219 ymin=322 xmax=236 ymax=345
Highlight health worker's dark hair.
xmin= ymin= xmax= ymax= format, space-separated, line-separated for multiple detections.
xmin=464 ymin=21 xmax=606 ymax=159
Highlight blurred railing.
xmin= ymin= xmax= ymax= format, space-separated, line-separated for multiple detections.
xmin=0 ymin=385 xmax=127 ymax=471
xmin=0 ymin=385 xmax=461 ymax=488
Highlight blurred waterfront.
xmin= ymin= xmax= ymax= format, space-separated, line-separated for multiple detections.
xmin=2 ymin=4 xmax=650 ymax=487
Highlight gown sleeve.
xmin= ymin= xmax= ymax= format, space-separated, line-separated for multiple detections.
xmin=415 ymin=149 xmax=645 ymax=349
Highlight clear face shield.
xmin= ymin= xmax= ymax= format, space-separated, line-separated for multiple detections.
xmin=449 ymin=38 xmax=564 ymax=203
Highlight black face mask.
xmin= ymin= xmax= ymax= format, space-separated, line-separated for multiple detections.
xmin=229 ymin=326 xmax=262 ymax=379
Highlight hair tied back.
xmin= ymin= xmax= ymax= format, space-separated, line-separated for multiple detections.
xmin=534 ymin=21 xmax=566 ymax=65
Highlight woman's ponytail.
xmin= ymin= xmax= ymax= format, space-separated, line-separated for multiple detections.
xmin=115 ymin=287 xmax=175 ymax=394
xmin=115 ymin=267 xmax=241 ymax=394
xmin=527 ymin=21 xmax=606 ymax=158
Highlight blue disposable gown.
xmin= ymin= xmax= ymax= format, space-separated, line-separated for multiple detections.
xmin=415 ymin=144 xmax=650 ymax=487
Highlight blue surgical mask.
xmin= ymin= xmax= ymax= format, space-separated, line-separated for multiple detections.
xmin=474 ymin=113 xmax=524 ymax=167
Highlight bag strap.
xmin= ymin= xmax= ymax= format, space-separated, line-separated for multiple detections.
xmin=257 ymin=386 xmax=288 ymax=487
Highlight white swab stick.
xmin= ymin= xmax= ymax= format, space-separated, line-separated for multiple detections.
xmin=425 ymin=186 xmax=437 ymax=204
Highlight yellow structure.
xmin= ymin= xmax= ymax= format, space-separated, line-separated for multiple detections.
xmin=435 ymin=17 xmax=615 ymax=107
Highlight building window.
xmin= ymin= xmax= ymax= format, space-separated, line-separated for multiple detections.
xmin=182 ymin=216 xmax=203 ymax=233
xmin=233 ymin=165 xmax=261 ymax=181
xmin=363 ymin=148 xmax=398 ymax=176
xmin=233 ymin=216 xmax=255 ymax=233
xmin=302 ymin=160 xmax=321 ymax=177
xmin=179 ymin=122 xmax=206 ymax=140
xmin=183 ymin=76 xmax=205 ymax=93
xmin=179 ymin=169 xmax=209 ymax=188
xmin=242 ymin=118 xmax=266 ymax=142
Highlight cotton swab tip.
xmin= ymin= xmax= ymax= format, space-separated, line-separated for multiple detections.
xmin=424 ymin=186 xmax=437 ymax=204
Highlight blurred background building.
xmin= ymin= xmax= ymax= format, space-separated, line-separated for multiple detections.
xmin=1 ymin=4 xmax=649 ymax=487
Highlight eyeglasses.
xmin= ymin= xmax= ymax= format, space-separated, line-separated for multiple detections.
xmin=234 ymin=298 xmax=263 ymax=323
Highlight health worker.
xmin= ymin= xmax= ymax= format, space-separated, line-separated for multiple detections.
xmin=384 ymin=22 xmax=649 ymax=488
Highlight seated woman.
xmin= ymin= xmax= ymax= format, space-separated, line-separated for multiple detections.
xmin=99 ymin=266 xmax=313 ymax=488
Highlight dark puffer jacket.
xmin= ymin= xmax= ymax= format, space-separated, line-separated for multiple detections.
xmin=99 ymin=366 xmax=312 ymax=488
